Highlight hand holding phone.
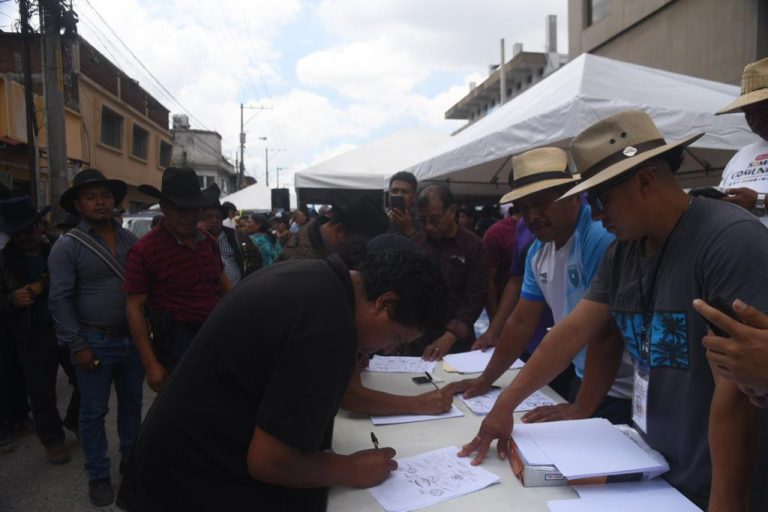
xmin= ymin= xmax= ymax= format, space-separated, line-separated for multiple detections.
xmin=698 ymin=297 xmax=740 ymax=337
xmin=389 ymin=195 xmax=406 ymax=211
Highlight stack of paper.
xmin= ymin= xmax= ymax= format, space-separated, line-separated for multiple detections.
xmin=443 ymin=348 xmax=525 ymax=373
xmin=371 ymin=406 xmax=464 ymax=426
xmin=547 ymin=479 xmax=701 ymax=511
xmin=369 ymin=446 xmax=501 ymax=512
xmin=512 ymin=418 xmax=669 ymax=479
xmin=460 ymin=388 xmax=558 ymax=415
xmin=366 ymin=355 xmax=436 ymax=373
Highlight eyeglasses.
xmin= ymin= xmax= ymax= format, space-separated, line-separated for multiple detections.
xmin=586 ymin=166 xmax=657 ymax=212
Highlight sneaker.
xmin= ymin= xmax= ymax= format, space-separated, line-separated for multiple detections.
xmin=45 ymin=442 xmax=71 ymax=465
xmin=88 ymin=478 xmax=114 ymax=507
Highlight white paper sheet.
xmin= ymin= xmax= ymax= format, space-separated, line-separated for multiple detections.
xmin=460 ymin=388 xmax=558 ymax=415
xmin=366 ymin=355 xmax=437 ymax=374
xmin=371 ymin=406 xmax=464 ymax=426
xmin=547 ymin=479 xmax=702 ymax=512
xmin=514 ymin=418 xmax=667 ymax=479
xmin=442 ymin=348 xmax=524 ymax=373
xmin=368 ymin=446 xmax=501 ymax=512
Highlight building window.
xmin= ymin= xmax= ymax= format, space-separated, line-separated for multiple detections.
xmin=159 ymin=141 xmax=172 ymax=167
xmin=197 ymin=175 xmax=205 ymax=188
xmin=131 ymin=124 xmax=149 ymax=160
xmin=586 ymin=0 xmax=609 ymax=27
xmin=100 ymin=106 xmax=123 ymax=149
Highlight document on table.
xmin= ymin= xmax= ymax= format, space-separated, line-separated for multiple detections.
xmin=512 ymin=418 xmax=668 ymax=479
xmin=547 ymin=479 xmax=702 ymax=511
xmin=371 ymin=406 xmax=464 ymax=425
xmin=460 ymin=388 xmax=558 ymax=415
xmin=368 ymin=446 xmax=501 ymax=512
xmin=443 ymin=348 xmax=525 ymax=373
xmin=366 ymin=355 xmax=436 ymax=374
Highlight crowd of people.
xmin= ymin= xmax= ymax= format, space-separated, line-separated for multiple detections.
xmin=0 ymin=58 xmax=767 ymax=511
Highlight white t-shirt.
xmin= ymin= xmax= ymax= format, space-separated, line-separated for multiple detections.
xmin=719 ymin=138 xmax=768 ymax=226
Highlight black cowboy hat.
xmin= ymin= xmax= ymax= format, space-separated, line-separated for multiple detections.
xmin=0 ymin=197 xmax=51 ymax=234
xmin=138 ymin=167 xmax=219 ymax=209
xmin=60 ymin=168 xmax=128 ymax=215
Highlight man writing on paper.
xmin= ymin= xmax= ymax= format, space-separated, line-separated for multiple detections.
xmin=444 ymin=147 xmax=633 ymax=424
xmin=459 ymin=111 xmax=767 ymax=510
xmin=117 ymin=250 xmax=447 ymax=511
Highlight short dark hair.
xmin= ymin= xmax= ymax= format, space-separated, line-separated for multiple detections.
xmin=359 ymin=250 xmax=447 ymax=333
xmin=331 ymin=196 xmax=389 ymax=239
xmin=417 ymin=184 xmax=455 ymax=210
xmin=389 ymin=171 xmax=418 ymax=192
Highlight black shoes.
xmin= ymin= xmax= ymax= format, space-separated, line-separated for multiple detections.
xmin=89 ymin=478 xmax=114 ymax=507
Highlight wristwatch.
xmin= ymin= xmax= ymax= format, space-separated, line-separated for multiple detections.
xmin=752 ymin=193 xmax=767 ymax=217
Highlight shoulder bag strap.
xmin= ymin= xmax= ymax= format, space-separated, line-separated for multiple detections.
xmin=66 ymin=228 xmax=125 ymax=281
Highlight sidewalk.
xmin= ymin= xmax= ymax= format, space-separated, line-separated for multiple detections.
xmin=0 ymin=369 xmax=156 ymax=511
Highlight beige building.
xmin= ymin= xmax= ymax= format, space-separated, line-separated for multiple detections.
xmin=568 ymin=0 xmax=768 ymax=85
xmin=0 ymin=34 xmax=172 ymax=210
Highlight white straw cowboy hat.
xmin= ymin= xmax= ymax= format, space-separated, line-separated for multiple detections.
xmin=561 ymin=110 xmax=703 ymax=199
xmin=717 ymin=57 xmax=768 ymax=115
xmin=500 ymin=147 xmax=579 ymax=204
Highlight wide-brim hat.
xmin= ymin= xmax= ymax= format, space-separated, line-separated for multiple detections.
xmin=139 ymin=167 xmax=219 ymax=209
xmin=717 ymin=57 xmax=768 ymax=115
xmin=500 ymin=147 xmax=579 ymax=204
xmin=0 ymin=196 xmax=51 ymax=234
xmin=561 ymin=110 xmax=703 ymax=200
xmin=60 ymin=168 xmax=128 ymax=215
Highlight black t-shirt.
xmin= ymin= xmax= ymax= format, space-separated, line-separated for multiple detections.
xmin=119 ymin=256 xmax=358 ymax=511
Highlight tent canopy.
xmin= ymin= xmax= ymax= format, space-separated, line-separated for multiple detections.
xmin=402 ymin=54 xmax=759 ymax=197
xmin=220 ymin=183 xmax=296 ymax=212
xmin=294 ymin=127 xmax=450 ymax=205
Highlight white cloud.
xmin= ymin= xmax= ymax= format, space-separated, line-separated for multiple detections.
xmin=2 ymin=0 xmax=571 ymax=181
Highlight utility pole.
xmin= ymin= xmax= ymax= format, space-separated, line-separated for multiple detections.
xmin=239 ymin=103 xmax=245 ymax=189
xmin=40 ymin=0 xmax=69 ymax=220
xmin=238 ymin=103 xmax=272 ymax=190
xmin=275 ymin=166 xmax=283 ymax=188
xmin=19 ymin=0 xmax=39 ymax=207
xmin=499 ymin=38 xmax=507 ymax=106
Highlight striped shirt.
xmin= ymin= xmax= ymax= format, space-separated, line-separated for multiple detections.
xmin=124 ymin=222 xmax=223 ymax=324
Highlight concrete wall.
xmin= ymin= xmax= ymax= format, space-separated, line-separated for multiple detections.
xmin=569 ymin=0 xmax=766 ymax=85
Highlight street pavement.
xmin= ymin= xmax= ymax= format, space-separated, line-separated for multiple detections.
xmin=0 ymin=368 xmax=156 ymax=511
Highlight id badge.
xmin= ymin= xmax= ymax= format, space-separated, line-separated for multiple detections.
xmin=632 ymin=359 xmax=650 ymax=434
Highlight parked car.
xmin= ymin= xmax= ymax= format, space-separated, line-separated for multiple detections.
xmin=122 ymin=210 xmax=162 ymax=238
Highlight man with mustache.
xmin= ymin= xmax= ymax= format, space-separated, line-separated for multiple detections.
xmin=445 ymin=147 xmax=633 ymax=424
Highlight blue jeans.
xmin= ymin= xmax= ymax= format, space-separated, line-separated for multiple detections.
xmin=74 ymin=330 xmax=144 ymax=481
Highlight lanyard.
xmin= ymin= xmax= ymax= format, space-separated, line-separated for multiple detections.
xmin=635 ymin=198 xmax=694 ymax=362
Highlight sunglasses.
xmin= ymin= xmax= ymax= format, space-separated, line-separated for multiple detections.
xmin=586 ymin=166 xmax=657 ymax=212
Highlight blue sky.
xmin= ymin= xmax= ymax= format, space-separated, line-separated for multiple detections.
xmin=0 ymin=0 xmax=569 ymax=191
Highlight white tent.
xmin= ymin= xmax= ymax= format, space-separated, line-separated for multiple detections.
xmin=293 ymin=127 xmax=450 ymax=204
xmin=220 ymin=182 xmax=296 ymax=212
xmin=402 ymin=54 xmax=759 ymax=197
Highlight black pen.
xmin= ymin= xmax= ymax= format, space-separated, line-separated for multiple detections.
xmin=370 ymin=432 xmax=379 ymax=450
xmin=425 ymin=372 xmax=439 ymax=390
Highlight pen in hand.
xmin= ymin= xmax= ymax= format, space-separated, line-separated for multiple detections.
xmin=425 ymin=372 xmax=439 ymax=391
xmin=370 ymin=432 xmax=379 ymax=450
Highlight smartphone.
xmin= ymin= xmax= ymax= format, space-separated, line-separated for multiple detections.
xmin=699 ymin=296 xmax=739 ymax=337
xmin=390 ymin=195 xmax=406 ymax=211
xmin=412 ymin=376 xmax=431 ymax=385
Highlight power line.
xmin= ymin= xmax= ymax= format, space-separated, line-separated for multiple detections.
xmin=74 ymin=4 xmax=228 ymax=163
xmin=79 ymin=0 xmax=210 ymax=132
